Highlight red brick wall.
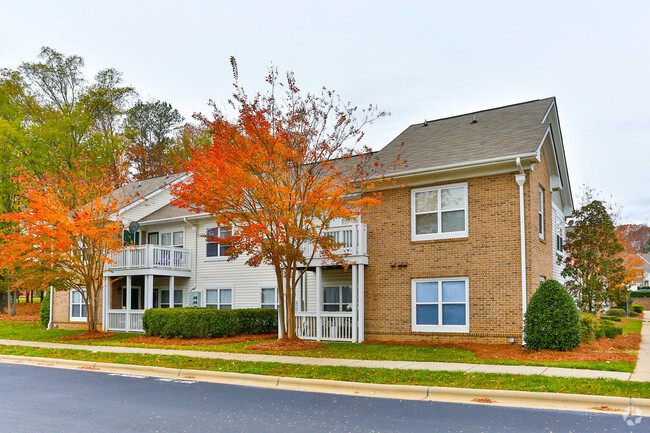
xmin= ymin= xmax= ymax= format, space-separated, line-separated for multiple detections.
xmin=362 ymin=166 xmax=553 ymax=344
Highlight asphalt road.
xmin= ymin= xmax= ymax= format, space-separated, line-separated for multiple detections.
xmin=0 ymin=363 xmax=643 ymax=432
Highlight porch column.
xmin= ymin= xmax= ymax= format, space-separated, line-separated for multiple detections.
xmin=145 ymin=275 xmax=154 ymax=310
xmin=102 ymin=277 xmax=110 ymax=331
xmin=126 ymin=276 xmax=132 ymax=332
xmin=316 ymin=266 xmax=322 ymax=341
xmin=358 ymin=264 xmax=365 ymax=342
xmin=352 ymin=264 xmax=358 ymax=343
xmin=169 ymin=276 xmax=175 ymax=308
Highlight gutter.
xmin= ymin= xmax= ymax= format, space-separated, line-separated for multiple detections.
xmin=47 ymin=286 xmax=54 ymax=330
xmin=515 ymin=157 xmax=527 ymax=345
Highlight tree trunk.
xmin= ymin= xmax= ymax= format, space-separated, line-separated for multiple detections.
xmin=7 ymin=279 xmax=15 ymax=316
xmin=275 ymin=266 xmax=286 ymax=338
xmin=0 ymin=292 xmax=6 ymax=314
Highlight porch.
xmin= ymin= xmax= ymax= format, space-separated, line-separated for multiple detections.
xmin=103 ymin=274 xmax=186 ymax=333
xmin=301 ymin=223 xmax=368 ymax=266
xmin=293 ymin=263 xmax=365 ymax=343
xmin=107 ymin=245 xmax=191 ymax=277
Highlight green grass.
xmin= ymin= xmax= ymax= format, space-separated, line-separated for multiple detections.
xmin=0 ymin=321 xmax=637 ymax=373
xmin=0 ymin=344 xmax=647 ymax=398
xmin=620 ymin=318 xmax=643 ymax=334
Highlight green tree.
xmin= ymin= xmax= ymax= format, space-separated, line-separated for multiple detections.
xmin=561 ymin=200 xmax=627 ymax=313
xmin=123 ymin=100 xmax=184 ymax=179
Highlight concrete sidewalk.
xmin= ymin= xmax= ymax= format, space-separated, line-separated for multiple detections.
xmin=630 ymin=318 xmax=650 ymax=382
xmin=0 ymin=338 xmax=640 ymax=382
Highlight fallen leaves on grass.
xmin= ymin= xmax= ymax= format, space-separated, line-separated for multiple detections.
xmin=0 ymin=303 xmax=41 ymax=322
xmin=60 ymin=331 xmax=117 ymax=341
xmin=123 ymin=333 xmax=278 ymax=346
xmin=246 ymin=337 xmax=325 ymax=351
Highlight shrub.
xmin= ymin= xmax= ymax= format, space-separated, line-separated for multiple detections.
xmin=595 ymin=324 xmax=605 ymax=339
xmin=631 ymin=291 xmax=650 ymax=298
xmin=607 ymin=308 xmax=625 ymax=317
xmin=579 ymin=313 xmax=597 ymax=344
xmin=142 ymin=308 xmax=277 ymax=339
xmin=631 ymin=304 xmax=644 ymax=314
xmin=39 ymin=289 xmax=50 ymax=328
xmin=599 ymin=321 xmax=624 ymax=339
xmin=602 ymin=315 xmax=621 ymax=322
xmin=524 ymin=280 xmax=581 ymax=351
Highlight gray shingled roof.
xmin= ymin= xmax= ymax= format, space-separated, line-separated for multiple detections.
xmin=112 ymin=173 xmax=185 ymax=207
xmin=372 ymin=97 xmax=555 ymax=174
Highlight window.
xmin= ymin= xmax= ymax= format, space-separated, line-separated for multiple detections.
xmin=70 ymin=289 xmax=87 ymax=321
xmin=260 ymin=287 xmax=278 ymax=309
xmin=323 ymin=285 xmax=352 ymax=312
xmin=412 ymin=278 xmax=469 ymax=332
xmin=206 ymin=227 xmax=231 ymax=258
xmin=206 ymin=287 xmax=233 ymax=309
xmin=156 ymin=289 xmax=183 ymax=308
xmin=538 ymin=188 xmax=544 ymax=239
xmin=412 ymin=183 xmax=468 ymax=241
xmin=158 ymin=230 xmax=184 ymax=247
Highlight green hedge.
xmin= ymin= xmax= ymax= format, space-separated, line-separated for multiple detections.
xmin=598 ymin=320 xmax=624 ymax=339
xmin=524 ymin=280 xmax=581 ymax=351
xmin=631 ymin=304 xmax=644 ymax=314
xmin=579 ymin=313 xmax=597 ymax=344
xmin=142 ymin=308 xmax=278 ymax=339
xmin=631 ymin=291 xmax=650 ymax=298
xmin=607 ymin=308 xmax=626 ymax=317
xmin=40 ymin=289 xmax=50 ymax=328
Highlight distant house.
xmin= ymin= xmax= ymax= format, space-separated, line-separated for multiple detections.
xmin=639 ymin=254 xmax=650 ymax=287
xmin=51 ymin=97 xmax=573 ymax=344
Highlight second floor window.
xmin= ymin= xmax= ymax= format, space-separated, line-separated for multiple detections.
xmin=412 ymin=183 xmax=468 ymax=241
xmin=206 ymin=227 xmax=231 ymax=258
xmin=538 ymin=187 xmax=545 ymax=239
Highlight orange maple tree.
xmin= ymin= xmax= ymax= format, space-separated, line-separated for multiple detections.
xmin=0 ymin=166 xmax=127 ymax=331
xmin=172 ymin=63 xmax=388 ymax=340
xmin=616 ymin=225 xmax=645 ymax=287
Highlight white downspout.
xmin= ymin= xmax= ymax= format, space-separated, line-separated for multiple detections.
xmin=47 ymin=286 xmax=54 ymax=330
xmin=515 ymin=157 xmax=527 ymax=345
xmin=183 ymin=217 xmax=199 ymax=303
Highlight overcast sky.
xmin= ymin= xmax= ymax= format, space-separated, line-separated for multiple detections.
xmin=2 ymin=1 xmax=649 ymax=222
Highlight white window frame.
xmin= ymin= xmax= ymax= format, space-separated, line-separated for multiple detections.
xmin=204 ymin=286 xmax=234 ymax=309
xmin=155 ymin=287 xmax=183 ymax=308
xmin=411 ymin=182 xmax=468 ymax=241
xmin=538 ymin=187 xmax=545 ymax=239
xmin=205 ymin=225 xmax=231 ymax=261
xmin=259 ymin=285 xmax=278 ymax=309
xmin=322 ymin=284 xmax=353 ymax=312
xmin=411 ymin=277 xmax=469 ymax=333
xmin=69 ymin=288 xmax=87 ymax=322
xmin=150 ymin=229 xmax=184 ymax=248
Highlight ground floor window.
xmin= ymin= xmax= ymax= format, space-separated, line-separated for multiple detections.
xmin=206 ymin=287 xmax=233 ymax=309
xmin=323 ymin=285 xmax=352 ymax=312
xmin=155 ymin=289 xmax=183 ymax=308
xmin=260 ymin=287 xmax=278 ymax=309
xmin=70 ymin=289 xmax=87 ymax=321
xmin=411 ymin=278 xmax=469 ymax=332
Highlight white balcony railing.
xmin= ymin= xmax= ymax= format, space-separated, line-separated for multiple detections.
xmin=301 ymin=223 xmax=367 ymax=260
xmin=295 ymin=311 xmax=353 ymax=342
xmin=108 ymin=245 xmax=191 ymax=272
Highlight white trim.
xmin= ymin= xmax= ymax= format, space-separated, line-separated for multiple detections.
xmin=538 ymin=187 xmax=545 ymax=240
xmin=138 ymin=212 xmax=211 ymax=226
xmin=204 ymin=285 xmax=234 ymax=309
xmin=259 ymin=285 xmax=278 ymax=309
xmin=411 ymin=277 xmax=470 ymax=333
xmin=69 ymin=288 xmax=87 ymax=322
xmin=118 ymin=174 xmax=189 ymax=215
xmin=411 ymin=182 xmax=468 ymax=241
xmin=204 ymin=225 xmax=231 ymax=261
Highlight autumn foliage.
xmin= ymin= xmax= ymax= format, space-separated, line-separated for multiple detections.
xmin=173 ymin=62 xmax=387 ymax=339
xmin=0 ymin=167 xmax=126 ymax=331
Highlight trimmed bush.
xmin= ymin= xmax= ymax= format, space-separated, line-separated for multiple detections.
xmin=142 ymin=308 xmax=277 ymax=339
xmin=602 ymin=315 xmax=621 ymax=322
xmin=39 ymin=289 xmax=50 ymax=328
xmin=631 ymin=291 xmax=650 ymax=298
xmin=599 ymin=321 xmax=624 ymax=339
xmin=579 ymin=313 xmax=597 ymax=344
xmin=631 ymin=304 xmax=644 ymax=314
xmin=524 ymin=280 xmax=581 ymax=351
xmin=607 ymin=308 xmax=625 ymax=317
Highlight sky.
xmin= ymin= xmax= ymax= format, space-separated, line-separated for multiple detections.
xmin=2 ymin=1 xmax=649 ymax=222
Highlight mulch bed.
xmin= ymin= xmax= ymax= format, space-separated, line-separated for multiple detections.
xmin=246 ymin=337 xmax=325 ymax=351
xmin=123 ymin=333 xmax=278 ymax=346
xmin=365 ymin=333 xmax=641 ymax=364
xmin=0 ymin=303 xmax=41 ymax=322
xmin=60 ymin=331 xmax=118 ymax=341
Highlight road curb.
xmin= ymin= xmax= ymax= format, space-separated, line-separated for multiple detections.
xmin=0 ymin=354 xmax=647 ymax=416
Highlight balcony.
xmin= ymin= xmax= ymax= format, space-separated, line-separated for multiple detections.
xmin=301 ymin=223 xmax=368 ymax=266
xmin=107 ymin=245 xmax=191 ymax=277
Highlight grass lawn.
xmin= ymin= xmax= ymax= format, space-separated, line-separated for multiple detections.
xmin=0 ymin=321 xmax=638 ymax=373
xmin=620 ymin=318 xmax=643 ymax=334
xmin=0 ymin=344 xmax=648 ymax=398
